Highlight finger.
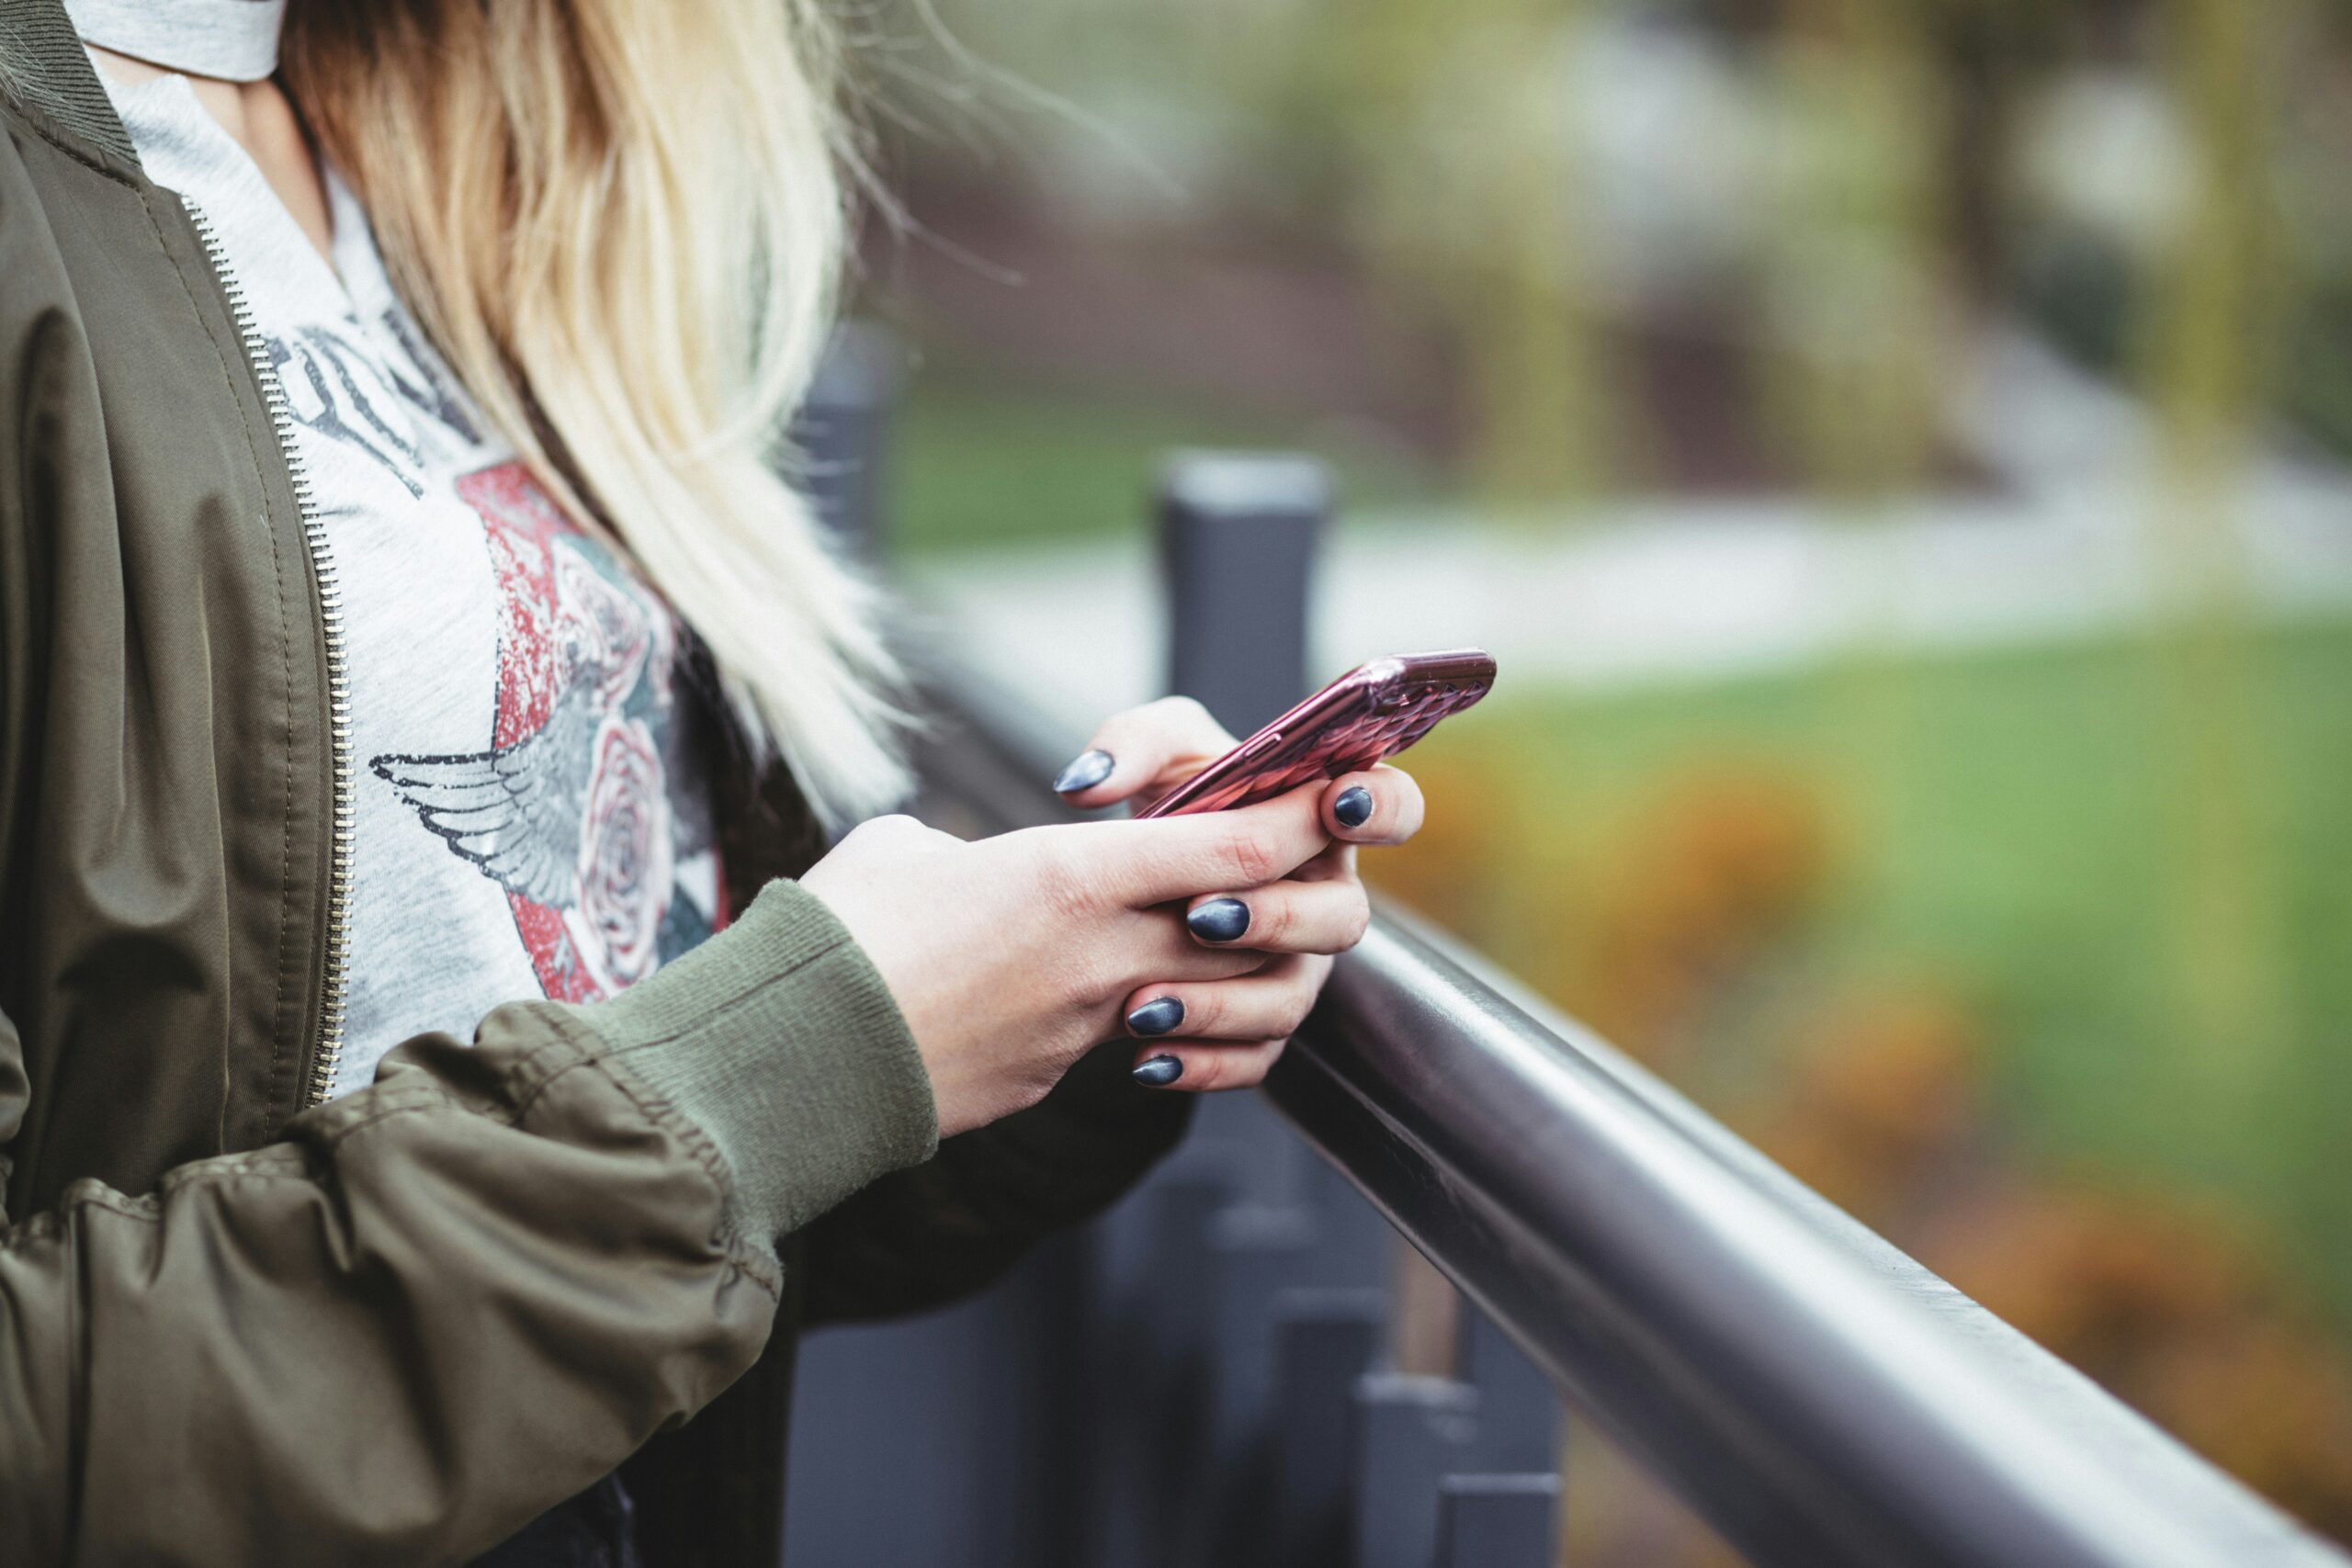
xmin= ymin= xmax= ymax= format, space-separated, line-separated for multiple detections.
xmin=1051 ymin=697 xmax=1238 ymax=807
xmin=1119 ymin=966 xmax=1321 ymax=1045
xmin=1321 ymin=764 xmax=1425 ymax=848
xmin=1088 ymin=782 xmax=1332 ymax=907
xmin=1182 ymin=875 xmax=1370 ymax=956
xmin=1113 ymin=909 xmax=1272 ymax=987
xmin=1292 ymin=838 xmax=1358 ymax=885
xmin=1129 ymin=1037 xmax=1288 ymax=1093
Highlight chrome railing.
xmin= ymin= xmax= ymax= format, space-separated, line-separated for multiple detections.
xmin=919 ymin=650 xmax=2344 ymax=1568
xmin=784 ymin=330 xmax=2347 ymax=1568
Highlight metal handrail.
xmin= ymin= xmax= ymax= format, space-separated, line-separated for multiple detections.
xmin=911 ymin=659 xmax=2346 ymax=1568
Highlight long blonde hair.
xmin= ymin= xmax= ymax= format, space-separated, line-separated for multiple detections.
xmin=283 ymin=0 xmax=908 ymax=829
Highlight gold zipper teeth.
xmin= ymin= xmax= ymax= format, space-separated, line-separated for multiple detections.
xmin=184 ymin=201 xmax=356 ymax=1110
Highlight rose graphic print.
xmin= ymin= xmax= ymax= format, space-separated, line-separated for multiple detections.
xmin=370 ymin=462 xmax=724 ymax=1003
xmin=570 ymin=713 xmax=673 ymax=990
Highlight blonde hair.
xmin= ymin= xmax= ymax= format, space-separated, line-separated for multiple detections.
xmin=283 ymin=0 xmax=908 ymax=829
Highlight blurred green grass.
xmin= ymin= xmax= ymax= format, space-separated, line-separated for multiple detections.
xmin=1400 ymin=617 xmax=2352 ymax=1315
xmin=887 ymin=363 xmax=1437 ymax=555
xmin=891 ymin=371 xmax=2352 ymax=1318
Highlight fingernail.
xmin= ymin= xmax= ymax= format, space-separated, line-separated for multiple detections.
xmin=1333 ymin=786 xmax=1374 ymax=829
xmin=1187 ymin=898 xmax=1250 ymax=943
xmin=1132 ymin=1055 xmax=1184 ymax=1087
xmin=1052 ymin=749 xmax=1115 ymax=795
xmin=1126 ymin=997 xmax=1185 ymax=1037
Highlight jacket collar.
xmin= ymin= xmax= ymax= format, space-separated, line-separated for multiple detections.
xmin=0 ymin=0 xmax=140 ymax=164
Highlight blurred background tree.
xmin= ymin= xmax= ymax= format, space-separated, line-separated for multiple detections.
xmin=844 ymin=0 xmax=2352 ymax=1555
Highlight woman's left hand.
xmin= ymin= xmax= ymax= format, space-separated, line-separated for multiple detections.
xmin=1049 ymin=696 xmax=1426 ymax=1092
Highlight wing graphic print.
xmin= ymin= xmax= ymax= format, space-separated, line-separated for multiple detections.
xmin=369 ymin=679 xmax=601 ymax=908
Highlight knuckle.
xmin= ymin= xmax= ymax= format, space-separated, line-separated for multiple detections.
xmin=1253 ymin=894 xmax=1295 ymax=949
xmin=1064 ymin=942 xmax=1134 ymax=1013
xmin=1116 ymin=695 xmax=1212 ymax=749
xmin=1067 ymin=953 xmax=1121 ymax=1010
xmin=1185 ymin=987 xmax=1225 ymax=1037
xmin=1009 ymin=1067 xmax=1059 ymax=1118
xmin=1222 ymin=824 xmax=1280 ymax=888
xmin=1030 ymin=840 xmax=1100 ymax=923
xmin=1186 ymin=1053 xmax=1232 ymax=1093
xmin=1161 ymin=694 xmax=1215 ymax=728
xmin=841 ymin=814 xmax=906 ymax=850
xmin=1227 ymin=1043 xmax=1280 ymax=1088
xmin=837 ymin=813 xmax=936 ymax=867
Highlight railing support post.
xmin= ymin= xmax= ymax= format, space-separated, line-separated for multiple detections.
xmin=1351 ymin=1374 xmax=1480 ymax=1568
xmin=794 ymin=321 xmax=902 ymax=558
xmin=1435 ymin=1475 xmax=1562 ymax=1568
xmin=1272 ymin=1291 xmax=1386 ymax=1568
xmin=1158 ymin=451 xmax=1329 ymax=736
xmin=1460 ymin=1306 xmax=1564 ymax=1475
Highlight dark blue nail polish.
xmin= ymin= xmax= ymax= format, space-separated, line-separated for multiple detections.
xmin=1126 ymin=997 xmax=1185 ymax=1037
xmin=1052 ymin=749 xmax=1115 ymax=795
xmin=1333 ymin=786 xmax=1374 ymax=829
xmin=1132 ymin=1055 xmax=1184 ymax=1088
xmin=1187 ymin=897 xmax=1250 ymax=943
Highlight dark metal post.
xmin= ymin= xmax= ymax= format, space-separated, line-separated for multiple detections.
xmin=1459 ymin=1306 xmax=1564 ymax=1475
xmin=1205 ymin=1204 xmax=1323 ymax=1468
xmin=1159 ymin=451 xmax=1329 ymax=735
xmin=1351 ymin=1375 xmax=1480 ymax=1568
xmin=793 ymin=321 xmax=903 ymax=557
xmin=1272 ymin=1292 xmax=1386 ymax=1568
xmin=1097 ymin=1179 xmax=1230 ymax=1568
xmin=1434 ymin=1476 xmax=1562 ymax=1568
xmin=1149 ymin=451 xmax=1447 ymax=1568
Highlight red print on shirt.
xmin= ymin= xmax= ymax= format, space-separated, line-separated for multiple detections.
xmin=369 ymin=461 xmax=727 ymax=1004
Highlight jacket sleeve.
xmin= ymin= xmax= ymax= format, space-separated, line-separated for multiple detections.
xmin=798 ymin=1036 xmax=1194 ymax=1324
xmin=0 ymin=879 xmax=937 ymax=1568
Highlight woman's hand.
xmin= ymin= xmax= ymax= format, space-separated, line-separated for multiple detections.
xmin=804 ymin=696 xmax=1423 ymax=1136
xmin=803 ymin=781 xmax=1331 ymax=1136
xmin=1048 ymin=697 xmax=1425 ymax=1094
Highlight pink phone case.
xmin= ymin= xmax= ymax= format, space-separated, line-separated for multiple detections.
xmin=1137 ymin=649 xmax=1496 ymax=819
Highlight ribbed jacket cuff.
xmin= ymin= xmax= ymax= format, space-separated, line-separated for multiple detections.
xmin=563 ymin=879 xmax=939 ymax=1257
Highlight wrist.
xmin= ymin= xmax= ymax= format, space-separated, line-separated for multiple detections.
xmin=920 ymin=1040 xmax=1049 ymax=1140
xmin=568 ymin=879 xmax=940 ymax=1251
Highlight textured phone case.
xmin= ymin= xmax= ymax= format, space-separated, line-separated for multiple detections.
xmin=1139 ymin=651 xmax=1495 ymax=818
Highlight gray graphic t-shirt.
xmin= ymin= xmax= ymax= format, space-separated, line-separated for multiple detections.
xmin=105 ymin=73 xmax=732 ymax=1099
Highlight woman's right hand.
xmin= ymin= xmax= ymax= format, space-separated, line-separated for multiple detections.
xmin=800 ymin=787 xmax=1335 ymax=1137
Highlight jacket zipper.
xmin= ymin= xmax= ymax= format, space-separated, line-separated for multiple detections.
xmin=185 ymin=201 xmax=356 ymax=1109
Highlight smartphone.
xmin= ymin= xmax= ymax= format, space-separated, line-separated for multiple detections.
xmin=1137 ymin=649 xmax=1496 ymax=819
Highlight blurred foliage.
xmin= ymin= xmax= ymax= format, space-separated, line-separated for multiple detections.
xmin=2141 ymin=0 xmax=2293 ymax=1114
xmin=888 ymin=0 xmax=2352 ymax=475
xmin=1374 ymin=619 xmax=2352 ymax=1302
xmin=868 ymin=0 xmax=2352 ymax=1551
xmin=1368 ymin=615 xmax=2352 ymax=1548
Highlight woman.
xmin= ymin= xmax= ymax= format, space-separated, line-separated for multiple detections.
xmin=0 ymin=0 xmax=1423 ymax=1563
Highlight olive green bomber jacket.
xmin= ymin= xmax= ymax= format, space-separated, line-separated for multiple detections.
xmin=0 ymin=5 xmax=1191 ymax=1562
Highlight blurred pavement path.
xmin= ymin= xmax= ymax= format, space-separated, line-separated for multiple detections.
xmin=908 ymin=330 xmax=2352 ymax=732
